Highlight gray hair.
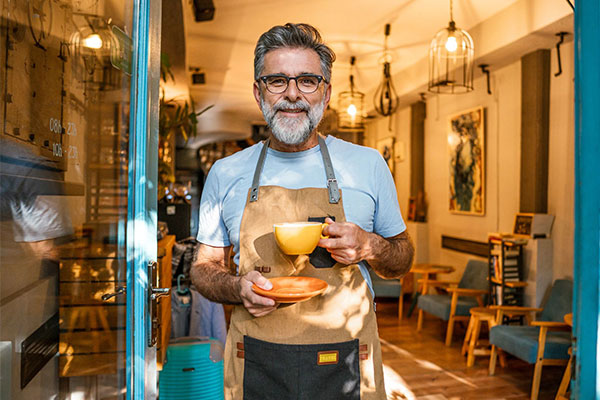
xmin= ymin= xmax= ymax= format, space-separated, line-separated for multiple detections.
xmin=254 ymin=23 xmax=336 ymax=82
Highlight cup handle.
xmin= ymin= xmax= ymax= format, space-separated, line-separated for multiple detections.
xmin=321 ymin=223 xmax=329 ymax=239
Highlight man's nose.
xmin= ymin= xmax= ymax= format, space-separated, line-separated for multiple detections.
xmin=283 ymin=78 xmax=302 ymax=101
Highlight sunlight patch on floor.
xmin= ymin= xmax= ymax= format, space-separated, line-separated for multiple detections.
xmin=380 ymin=338 xmax=477 ymax=390
xmin=383 ymin=363 xmax=416 ymax=400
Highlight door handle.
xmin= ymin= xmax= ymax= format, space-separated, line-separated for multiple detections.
xmin=102 ymin=286 xmax=126 ymax=301
xmin=148 ymin=261 xmax=170 ymax=347
xmin=151 ymin=287 xmax=170 ymax=300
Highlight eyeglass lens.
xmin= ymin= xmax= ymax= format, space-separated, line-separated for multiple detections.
xmin=265 ymin=75 xmax=321 ymax=94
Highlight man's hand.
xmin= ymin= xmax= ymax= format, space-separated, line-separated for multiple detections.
xmin=318 ymin=217 xmax=414 ymax=279
xmin=318 ymin=217 xmax=369 ymax=265
xmin=190 ymin=243 xmax=279 ymax=317
xmin=238 ymin=271 xmax=278 ymax=317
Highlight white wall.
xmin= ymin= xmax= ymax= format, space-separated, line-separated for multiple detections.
xmin=364 ymin=107 xmax=411 ymax=220
xmin=422 ymin=61 xmax=521 ymax=280
xmin=548 ymin=41 xmax=575 ymax=280
xmin=364 ymin=44 xmax=574 ymax=283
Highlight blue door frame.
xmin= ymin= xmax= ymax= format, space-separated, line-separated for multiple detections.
xmin=573 ymin=1 xmax=600 ymax=398
xmin=126 ymin=0 xmax=161 ymax=398
xmin=120 ymin=0 xmax=599 ymax=398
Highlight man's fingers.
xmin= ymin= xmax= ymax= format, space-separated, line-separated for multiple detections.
xmin=244 ymin=270 xmax=273 ymax=290
xmin=248 ymin=304 xmax=279 ymax=317
xmin=240 ymin=271 xmax=276 ymax=313
xmin=318 ymin=237 xmax=347 ymax=250
xmin=245 ymin=292 xmax=276 ymax=307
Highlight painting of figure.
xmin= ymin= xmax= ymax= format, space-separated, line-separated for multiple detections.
xmin=448 ymin=107 xmax=485 ymax=215
xmin=377 ymin=137 xmax=395 ymax=177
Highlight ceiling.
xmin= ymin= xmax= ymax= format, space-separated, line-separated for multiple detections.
xmin=162 ymin=0 xmax=573 ymax=147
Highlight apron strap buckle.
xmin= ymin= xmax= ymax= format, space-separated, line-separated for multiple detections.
xmin=327 ymin=178 xmax=340 ymax=204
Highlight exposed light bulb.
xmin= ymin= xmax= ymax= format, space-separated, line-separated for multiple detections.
xmin=82 ymin=33 xmax=103 ymax=49
xmin=346 ymin=104 xmax=357 ymax=117
xmin=445 ymin=35 xmax=457 ymax=52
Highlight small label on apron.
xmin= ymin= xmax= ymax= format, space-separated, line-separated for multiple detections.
xmin=317 ymin=350 xmax=339 ymax=365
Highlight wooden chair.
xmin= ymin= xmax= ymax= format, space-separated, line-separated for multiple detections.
xmin=555 ymin=313 xmax=573 ymax=400
xmin=416 ymin=259 xmax=488 ymax=346
xmin=489 ymin=279 xmax=573 ymax=400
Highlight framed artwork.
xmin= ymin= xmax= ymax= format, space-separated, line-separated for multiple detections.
xmin=448 ymin=106 xmax=485 ymax=215
xmin=377 ymin=137 xmax=395 ymax=176
xmin=407 ymin=197 xmax=416 ymax=221
xmin=513 ymin=213 xmax=534 ymax=237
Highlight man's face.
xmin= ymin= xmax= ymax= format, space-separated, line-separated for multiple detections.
xmin=253 ymin=47 xmax=331 ymax=146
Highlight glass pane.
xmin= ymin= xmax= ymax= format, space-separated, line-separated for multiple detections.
xmin=1 ymin=1 xmax=136 ymax=398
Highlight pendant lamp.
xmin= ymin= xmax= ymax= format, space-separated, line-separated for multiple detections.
xmin=374 ymin=24 xmax=399 ymax=117
xmin=338 ymin=56 xmax=365 ymax=129
xmin=428 ymin=0 xmax=474 ymax=94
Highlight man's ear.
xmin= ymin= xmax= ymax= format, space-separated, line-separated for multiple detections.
xmin=323 ymin=83 xmax=332 ymax=108
xmin=253 ymin=82 xmax=262 ymax=107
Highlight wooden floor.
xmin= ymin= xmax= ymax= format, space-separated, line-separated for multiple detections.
xmin=376 ymin=298 xmax=564 ymax=400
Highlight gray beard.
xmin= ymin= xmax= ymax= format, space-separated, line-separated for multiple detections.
xmin=260 ymin=96 xmax=326 ymax=146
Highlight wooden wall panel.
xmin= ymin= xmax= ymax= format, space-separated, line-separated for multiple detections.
xmin=520 ymin=49 xmax=550 ymax=213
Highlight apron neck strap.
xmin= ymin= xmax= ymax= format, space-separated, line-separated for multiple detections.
xmin=318 ymin=135 xmax=341 ymax=204
xmin=249 ymin=136 xmax=340 ymax=204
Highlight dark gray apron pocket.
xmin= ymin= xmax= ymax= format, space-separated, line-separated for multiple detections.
xmin=243 ymin=336 xmax=360 ymax=400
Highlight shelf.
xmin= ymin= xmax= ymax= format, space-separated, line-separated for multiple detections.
xmin=490 ymin=277 xmax=528 ymax=288
xmin=488 ymin=238 xmax=525 ymax=306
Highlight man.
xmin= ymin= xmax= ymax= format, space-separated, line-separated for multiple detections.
xmin=191 ymin=23 xmax=414 ymax=399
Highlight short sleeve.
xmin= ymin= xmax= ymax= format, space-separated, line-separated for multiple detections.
xmin=196 ymin=165 xmax=231 ymax=246
xmin=372 ymin=155 xmax=406 ymax=238
xmin=11 ymin=195 xmax=74 ymax=242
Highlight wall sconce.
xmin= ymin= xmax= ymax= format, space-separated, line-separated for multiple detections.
xmin=338 ymin=56 xmax=365 ymax=129
xmin=428 ymin=0 xmax=474 ymax=94
xmin=374 ymin=24 xmax=399 ymax=119
xmin=71 ymin=14 xmax=120 ymax=90
xmin=71 ymin=15 xmax=115 ymax=59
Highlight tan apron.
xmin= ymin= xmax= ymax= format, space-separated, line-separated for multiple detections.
xmin=224 ymin=136 xmax=386 ymax=400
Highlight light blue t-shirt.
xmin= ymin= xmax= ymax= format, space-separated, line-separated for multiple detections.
xmin=196 ymin=135 xmax=406 ymax=292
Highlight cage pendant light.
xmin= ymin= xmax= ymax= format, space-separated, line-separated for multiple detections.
xmin=338 ymin=56 xmax=365 ymax=129
xmin=374 ymin=24 xmax=399 ymax=117
xmin=428 ymin=0 xmax=474 ymax=94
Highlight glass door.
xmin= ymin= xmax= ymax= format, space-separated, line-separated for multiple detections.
xmin=0 ymin=0 xmax=161 ymax=398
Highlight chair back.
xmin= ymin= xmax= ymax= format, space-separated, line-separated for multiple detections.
xmin=540 ymin=279 xmax=573 ymax=322
xmin=458 ymin=259 xmax=488 ymax=290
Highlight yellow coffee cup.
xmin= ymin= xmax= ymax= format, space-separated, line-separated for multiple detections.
xmin=273 ymin=222 xmax=329 ymax=255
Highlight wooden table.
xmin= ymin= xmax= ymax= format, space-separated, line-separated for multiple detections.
xmin=403 ymin=263 xmax=455 ymax=319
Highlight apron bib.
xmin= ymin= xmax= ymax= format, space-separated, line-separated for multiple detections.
xmin=224 ymin=136 xmax=386 ymax=400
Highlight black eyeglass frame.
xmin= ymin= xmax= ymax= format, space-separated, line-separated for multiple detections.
xmin=257 ymin=73 xmax=329 ymax=94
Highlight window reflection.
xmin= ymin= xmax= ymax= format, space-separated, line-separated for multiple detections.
xmin=1 ymin=0 xmax=132 ymax=398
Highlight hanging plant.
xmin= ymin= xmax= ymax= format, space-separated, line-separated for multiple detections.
xmin=158 ymin=54 xmax=213 ymax=199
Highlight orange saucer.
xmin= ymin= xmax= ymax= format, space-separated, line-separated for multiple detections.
xmin=252 ymin=276 xmax=328 ymax=303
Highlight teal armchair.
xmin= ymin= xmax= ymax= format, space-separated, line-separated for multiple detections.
xmin=416 ymin=259 xmax=488 ymax=346
xmin=488 ymin=279 xmax=573 ymax=400
xmin=368 ymin=268 xmax=403 ymax=318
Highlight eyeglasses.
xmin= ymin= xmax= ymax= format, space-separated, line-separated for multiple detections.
xmin=257 ymin=74 xmax=328 ymax=94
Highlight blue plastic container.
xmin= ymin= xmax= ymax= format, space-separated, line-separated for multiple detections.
xmin=159 ymin=336 xmax=224 ymax=400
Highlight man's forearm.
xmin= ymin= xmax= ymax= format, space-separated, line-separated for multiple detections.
xmin=364 ymin=231 xmax=414 ymax=279
xmin=190 ymin=262 xmax=243 ymax=304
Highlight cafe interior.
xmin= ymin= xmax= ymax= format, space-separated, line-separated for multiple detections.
xmin=0 ymin=0 xmax=598 ymax=399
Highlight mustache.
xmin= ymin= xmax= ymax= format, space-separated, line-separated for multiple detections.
xmin=272 ymin=100 xmax=310 ymax=112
